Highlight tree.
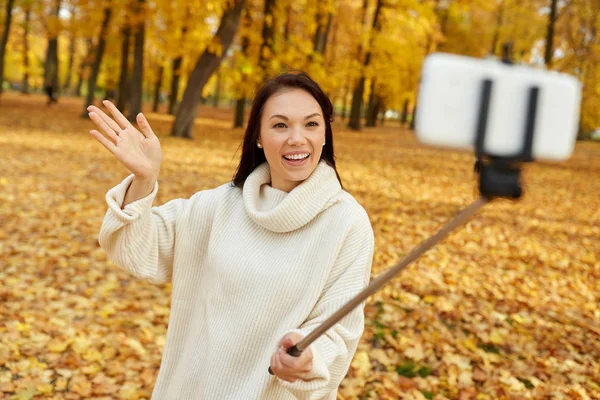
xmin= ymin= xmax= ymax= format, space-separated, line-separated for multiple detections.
xmin=82 ymin=4 xmax=112 ymax=116
xmin=233 ymin=8 xmax=252 ymax=128
xmin=152 ymin=64 xmax=163 ymax=112
xmin=0 ymin=0 xmax=15 ymax=97
xmin=171 ymin=0 xmax=245 ymax=139
xmin=544 ymin=0 xmax=559 ymax=67
xmin=117 ymin=2 xmax=132 ymax=111
xmin=44 ymin=0 xmax=61 ymax=99
xmin=21 ymin=1 xmax=31 ymax=94
xmin=349 ymin=0 xmax=382 ymax=131
xmin=63 ymin=1 xmax=78 ymax=94
xmin=259 ymin=0 xmax=275 ymax=80
xmin=128 ymin=0 xmax=146 ymax=121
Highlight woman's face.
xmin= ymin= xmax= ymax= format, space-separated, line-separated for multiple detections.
xmin=258 ymin=88 xmax=326 ymax=192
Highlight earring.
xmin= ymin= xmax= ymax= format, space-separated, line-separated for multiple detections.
xmin=257 ymin=143 xmax=262 ymax=148
xmin=323 ymin=140 xmax=326 ymax=146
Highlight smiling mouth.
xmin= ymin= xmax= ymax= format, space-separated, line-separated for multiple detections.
xmin=282 ymin=154 xmax=310 ymax=165
xmin=282 ymin=154 xmax=310 ymax=161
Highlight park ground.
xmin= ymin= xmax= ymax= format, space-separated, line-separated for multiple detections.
xmin=0 ymin=92 xmax=599 ymax=399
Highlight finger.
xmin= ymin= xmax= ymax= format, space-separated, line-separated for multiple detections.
xmin=271 ymin=351 xmax=283 ymax=375
xmin=87 ymin=105 xmax=122 ymax=133
xmin=282 ymin=346 xmax=313 ymax=372
xmin=281 ymin=337 xmax=295 ymax=349
xmin=102 ymin=100 xmax=132 ymax=130
xmin=90 ymin=129 xmax=117 ymax=153
xmin=136 ymin=112 xmax=157 ymax=139
xmin=89 ymin=112 xmax=119 ymax=144
xmin=279 ymin=347 xmax=303 ymax=370
xmin=273 ymin=352 xmax=295 ymax=382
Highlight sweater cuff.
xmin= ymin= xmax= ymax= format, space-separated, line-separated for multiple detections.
xmin=276 ymin=328 xmax=330 ymax=391
xmin=105 ymin=174 xmax=159 ymax=223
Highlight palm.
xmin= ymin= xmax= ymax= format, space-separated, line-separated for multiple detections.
xmin=87 ymin=100 xmax=162 ymax=180
xmin=114 ymin=126 xmax=162 ymax=177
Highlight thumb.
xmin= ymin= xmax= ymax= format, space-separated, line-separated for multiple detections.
xmin=136 ymin=113 xmax=156 ymax=139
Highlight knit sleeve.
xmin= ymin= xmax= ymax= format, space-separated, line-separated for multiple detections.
xmin=277 ymin=211 xmax=375 ymax=399
xmin=98 ymin=174 xmax=190 ymax=285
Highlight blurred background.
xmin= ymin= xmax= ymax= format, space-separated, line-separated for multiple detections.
xmin=1 ymin=1 xmax=599 ymax=399
xmin=0 ymin=0 xmax=599 ymax=138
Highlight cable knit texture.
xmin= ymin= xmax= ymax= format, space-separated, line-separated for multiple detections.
xmin=98 ymin=160 xmax=375 ymax=400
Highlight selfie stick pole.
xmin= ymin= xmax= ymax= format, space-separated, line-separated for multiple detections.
xmin=269 ymin=51 xmax=538 ymax=375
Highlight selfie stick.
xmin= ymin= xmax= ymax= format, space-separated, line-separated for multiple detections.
xmin=269 ymin=52 xmax=539 ymax=375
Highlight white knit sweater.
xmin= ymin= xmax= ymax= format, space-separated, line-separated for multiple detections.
xmin=98 ymin=160 xmax=375 ymax=400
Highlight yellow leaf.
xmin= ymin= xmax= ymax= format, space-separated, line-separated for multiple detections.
xmin=489 ymin=330 xmax=504 ymax=345
xmin=351 ymin=350 xmax=371 ymax=377
xmin=48 ymin=339 xmax=71 ymax=353
xmin=36 ymin=383 xmax=54 ymax=394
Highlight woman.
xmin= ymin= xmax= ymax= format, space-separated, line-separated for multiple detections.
xmin=88 ymin=72 xmax=374 ymax=400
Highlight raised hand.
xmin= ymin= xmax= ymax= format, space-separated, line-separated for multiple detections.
xmin=87 ymin=100 xmax=162 ymax=180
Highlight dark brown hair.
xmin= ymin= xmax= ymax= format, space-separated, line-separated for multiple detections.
xmin=231 ymin=71 xmax=343 ymax=189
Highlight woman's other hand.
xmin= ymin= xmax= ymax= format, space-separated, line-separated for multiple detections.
xmin=270 ymin=332 xmax=313 ymax=383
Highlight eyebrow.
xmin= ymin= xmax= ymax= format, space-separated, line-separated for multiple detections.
xmin=269 ymin=113 xmax=322 ymax=121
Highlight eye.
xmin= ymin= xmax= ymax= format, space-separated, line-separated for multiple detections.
xmin=273 ymin=122 xmax=287 ymax=129
xmin=306 ymin=121 xmax=319 ymax=127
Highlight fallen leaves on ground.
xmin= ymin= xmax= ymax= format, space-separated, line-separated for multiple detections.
xmin=1 ymin=93 xmax=599 ymax=399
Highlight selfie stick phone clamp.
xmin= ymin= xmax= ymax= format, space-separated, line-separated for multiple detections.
xmin=474 ymin=45 xmax=538 ymax=199
xmin=268 ymin=52 xmax=538 ymax=376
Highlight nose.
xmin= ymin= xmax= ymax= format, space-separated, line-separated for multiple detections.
xmin=287 ymin=125 xmax=307 ymax=146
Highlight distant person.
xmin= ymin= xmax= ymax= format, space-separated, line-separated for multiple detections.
xmin=86 ymin=72 xmax=374 ymax=399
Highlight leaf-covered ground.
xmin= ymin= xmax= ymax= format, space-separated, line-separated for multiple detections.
xmin=1 ymin=93 xmax=599 ymax=399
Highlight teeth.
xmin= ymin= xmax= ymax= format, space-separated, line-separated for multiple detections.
xmin=284 ymin=153 xmax=309 ymax=160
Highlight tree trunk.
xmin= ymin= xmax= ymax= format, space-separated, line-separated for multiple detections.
xmin=234 ymin=98 xmax=245 ymax=128
xmin=410 ymin=104 xmax=417 ymax=130
xmin=21 ymin=4 xmax=30 ymax=94
xmin=64 ymin=33 xmax=76 ymax=93
xmin=366 ymin=80 xmax=379 ymax=127
xmin=117 ymin=25 xmax=131 ymax=111
xmin=348 ymin=0 xmax=382 ymax=131
xmin=172 ymin=0 xmax=245 ymax=139
xmin=169 ymin=56 xmax=182 ymax=115
xmin=168 ymin=12 xmax=188 ymax=116
xmin=379 ymin=102 xmax=385 ymax=126
xmin=128 ymin=0 xmax=145 ymax=120
xmin=0 ymin=0 xmax=15 ymax=97
xmin=400 ymin=99 xmax=409 ymax=126
xmin=212 ymin=68 xmax=221 ymax=107
xmin=544 ymin=0 xmax=558 ymax=67
xmin=233 ymin=9 xmax=251 ymax=128
xmin=490 ymin=1 xmax=504 ymax=56
xmin=341 ymin=84 xmax=349 ymax=120
xmin=259 ymin=0 xmax=275 ymax=79
xmin=44 ymin=0 xmax=61 ymax=97
xmin=366 ymin=96 xmax=380 ymax=127
xmin=153 ymin=64 xmax=163 ymax=112
xmin=81 ymin=6 xmax=112 ymax=116
xmin=284 ymin=3 xmax=292 ymax=41
xmin=348 ymin=77 xmax=365 ymax=130
xmin=313 ymin=12 xmax=332 ymax=54
xmin=76 ymin=39 xmax=92 ymax=97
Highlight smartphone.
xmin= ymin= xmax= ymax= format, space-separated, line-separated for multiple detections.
xmin=415 ymin=53 xmax=582 ymax=161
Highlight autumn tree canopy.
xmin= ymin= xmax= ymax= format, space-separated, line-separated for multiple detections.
xmin=0 ymin=0 xmax=598 ymax=134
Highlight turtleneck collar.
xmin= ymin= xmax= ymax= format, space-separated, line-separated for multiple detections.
xmin=242 ymin=160 xmax=342 ymax=233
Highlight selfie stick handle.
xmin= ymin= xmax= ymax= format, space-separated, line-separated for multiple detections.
xmin=268 ymin=196 xmax=489 ymax=375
